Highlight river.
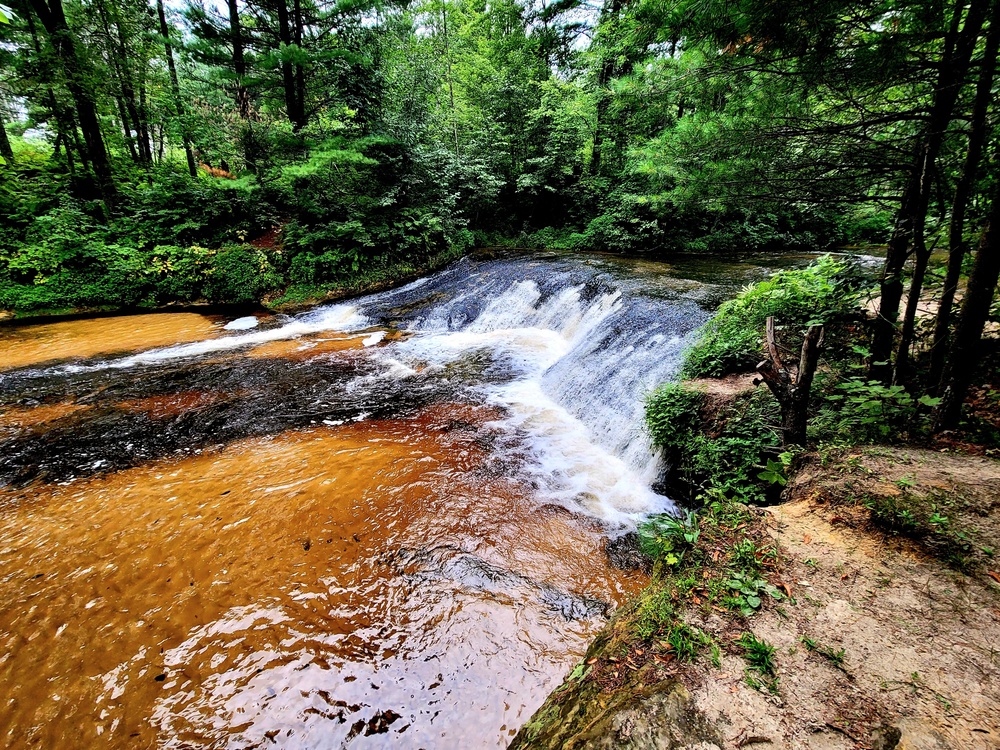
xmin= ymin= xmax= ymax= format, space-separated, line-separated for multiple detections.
xmin=0 ymin=250 xmax=812 ymax=749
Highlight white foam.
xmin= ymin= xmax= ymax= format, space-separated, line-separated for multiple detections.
xmin=487 ymin=380 xmax=673 ymax=527
xmin=223 ymin=316 xmax=259 ymax=331
xmin=59 ymin=304 xmax=368 ymax=373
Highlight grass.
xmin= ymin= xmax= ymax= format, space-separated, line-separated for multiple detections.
xmin=739 ymin=631 xmax=779 ymax=693
xmin=862 ymin=489 xmax=981 ymax=571
xmin=801 ymin=636 xmax=847 ymax=671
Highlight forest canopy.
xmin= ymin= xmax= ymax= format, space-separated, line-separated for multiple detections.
xmin=1 ymin=0 xmax=999 ymax=428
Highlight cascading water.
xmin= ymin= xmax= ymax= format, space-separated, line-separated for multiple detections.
xmin=0 ymin=250 xmax=810 ymax=749
xmin=25 ymin=254 xmax=709 ymax=528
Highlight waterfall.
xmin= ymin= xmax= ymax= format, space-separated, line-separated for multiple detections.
xmin=16 ymin=253 xmax=712 ymax=529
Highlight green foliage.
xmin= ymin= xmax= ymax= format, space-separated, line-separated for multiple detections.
xmin=644 ymin=383 xmax=705 ymax=452
xmin=203 ymin=246 xmax=282 ymax=304
xmin=739 ymin=632 xmax=779 ymax=693
xmin=739 ymin=632 xmax=776 ymax=675
xmin=634 ymin=588 xmax=712 ymax=660
xmin=682 ymin=256 xmax=864 ymax=378
xmin=861 ymin=491 xmax=979 ymax=570
xmin=637 ymin=510 xmax=700 ymax=565
xmin=757 ymin=452 xmax=794 ymax=486
xmin=811 ymin=377 xmax=937 ymax=443
xmin=723 ymin=571 xmax=785 ymax=617
xmin=646 ymin=384 xmax=782 ymax=503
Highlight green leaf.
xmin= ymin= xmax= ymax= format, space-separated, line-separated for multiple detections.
xmin=918 ymin=395 xmax=942 ymax=407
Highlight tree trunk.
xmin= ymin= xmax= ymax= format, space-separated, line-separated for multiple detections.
xmin=930 ymin=8 xmax=1000 ymax=389
xmin=293 ymin=0 xmax=306 ymax=128
xmin=0 ymin=113 xmax=14 ymax=165
xmin=157 ymin=0 xmax=197 ymax=177
xmin=933 ymin=184 xmax=1000 ymax=431
xmin=138 ymin=81 xmax=153 ymax=167
xmin=28 ymin=0 xmax=116 ymax=203
xmin=276 ymin=0 xmax=303 ymax=130
xmin=869 ymin=0 xmax=988 ymax=380
xmin=755 ymin=317 xmax=825 ymax=447
xmin=228 ymin=0 xmax=250 ymax=119
xmin=441 ymin=2 xmax=458 ymax=156
xmin=98 ymin=0 xmax=146 ymax=166
xmin=891 ymin=234 xmax=930 ymax=385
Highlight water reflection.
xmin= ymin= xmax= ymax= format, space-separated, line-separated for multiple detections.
xmin=0 ymin=408 xmax=642 ymax=749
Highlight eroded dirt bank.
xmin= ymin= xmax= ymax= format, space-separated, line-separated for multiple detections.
xmin=511 ymin=447 xmax=1000 ymax=750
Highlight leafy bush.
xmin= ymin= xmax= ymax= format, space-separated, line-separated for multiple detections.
xmin=203 ymin=246 xmax=282 ymax=304
xmin=646 ymin=383 xmax=782 ymax=503
xmin=810 ymin=377 xmax=940 ymax=443
xmin=682 ymin=256 xmax=865 ymax=378
xmin=637 ymin=510 xmax=700 ymax=565
xmin=645 ymin=382 xmax=705 ymax=451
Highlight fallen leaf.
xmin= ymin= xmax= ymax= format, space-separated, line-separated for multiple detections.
xmin=776 ymin=582 xmax=792 ymax=597
xmin=803 ymin=534 xmax=813 ymax=544
xmin=841 ymin=573 xmax=850 ymax=581
xmin=987 ymin=571 xmax=1000 ymax=585
xmin=586 ymin=657 xmax=598 ymax=665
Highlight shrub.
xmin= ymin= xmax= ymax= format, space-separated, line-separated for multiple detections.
xmin=203 ymin=246 xmax=282 ymax=304
xmin=645 ymin=382 xmax=705 ymax=451
xmin=682 ymin=256 xmax=865 ymax=378
xmin=810 ymin=376 xmax=940 ymax=444
xmin=646 ymin=384 xmax=782 ymax=503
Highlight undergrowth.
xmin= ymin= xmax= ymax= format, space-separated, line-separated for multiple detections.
xmin=681 ymin=256 xmax=866 ymax=378
xmin=586 ymin=497 xmax=788 ymax=689
xmin=645 ymin=384 xmax=782 ymax=503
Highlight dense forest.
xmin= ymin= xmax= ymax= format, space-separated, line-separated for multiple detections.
xmin=1 ymin=0 xmax=999 ymax=429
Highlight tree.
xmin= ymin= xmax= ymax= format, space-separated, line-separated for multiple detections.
xmin=24 ymin=0 xmax=117 ymax=201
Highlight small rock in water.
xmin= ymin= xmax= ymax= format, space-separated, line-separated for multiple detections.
xmin=605 ymin=532 xmax=652 ymax=573
xmin=224 ymin=316 xmax=259 ymax=331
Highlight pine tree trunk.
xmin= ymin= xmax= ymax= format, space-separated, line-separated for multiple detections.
xmin=276 ymin=0 xmax=301 ymax=130
xmin=228 ymin=0 xmax=250 ymax=119
xmin=29 ymin=0 xmax=116 ymax=203
xmin=157 ymin=0 xmax=197 ymax=177
xmin=0 ymin=113 xmax=14 ymax=164
xmin=292 ymin=0 xmax=306 ymax=129
xmin=933 ymin=185 xmax=1000 ymax=431
xmin=930 ymin=8 xmax=1000 ymax=389
xmin=869 ymin=0 xmax=988 ymax=380
xmin=892 ymin=234 xmax=930 ymax=385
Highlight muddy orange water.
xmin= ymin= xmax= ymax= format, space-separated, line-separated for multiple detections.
xmin=0 ymin=312 xmax=224 ymax=371
xmin=0 ymin=403 xmax=642 ymax=749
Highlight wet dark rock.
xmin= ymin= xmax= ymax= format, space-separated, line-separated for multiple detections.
xmin=0 ymin=353 xmax=464 ymax=487
xmin=364 ymin=709 xmax=402 ymax=736
xmin=605 ymin=532 xmax=652 ymax=574
xmin=390 ymin=545 xmax=610 ymax=621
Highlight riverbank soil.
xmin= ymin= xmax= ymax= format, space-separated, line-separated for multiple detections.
xmin=511 ymin=447 xmax=1000 ymax=750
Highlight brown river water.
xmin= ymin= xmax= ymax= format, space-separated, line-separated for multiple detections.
xmin=0 ymin=251 xmax=835 ymax=748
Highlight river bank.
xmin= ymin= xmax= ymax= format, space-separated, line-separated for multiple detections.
xmin=511 ymin=374 xmax=1000 ymax=750
xmin=510 ymin=253 xmax=1000 ymax=750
